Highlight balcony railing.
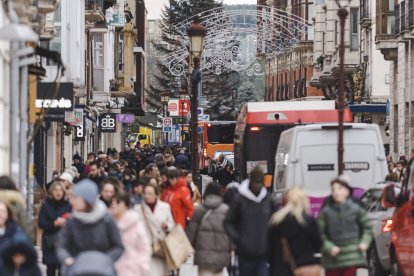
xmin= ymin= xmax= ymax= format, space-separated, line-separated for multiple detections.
xmin=395 ymin=1 xmax=407 ymax=34
xmin=85 ymin=0 xmax=105 ymax=22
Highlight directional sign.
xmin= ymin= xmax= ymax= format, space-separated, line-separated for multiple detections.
xmin=173 ymin=117 xmax=188 ymax=124
xmin=163 ymin=117 xmax=172 ymax=127
xmin=163 ymin=126 xmax=172 ymax=133
xmin=198 ymin=114 xmax=210 ymax=121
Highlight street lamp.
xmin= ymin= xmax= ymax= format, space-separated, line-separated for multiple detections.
xmin=160 ymin=91 xmax=170 ymax=145
xmin=188 ymin=17 xmax=206 ymax=188
xmin=179 ymin=89 xmax=188 ymax=146
xmin=336 ymin=0 xmax=350 ymax=175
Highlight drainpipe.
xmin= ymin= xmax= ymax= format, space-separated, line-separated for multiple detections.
xmin=9 ymin=0 xmax=20 ymax=186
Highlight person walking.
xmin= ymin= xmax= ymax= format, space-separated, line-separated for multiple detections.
xmin=136 ymin=184 xmax=175 ymax=276
xmin=0 ymin=201 xmax=23 ymax=255
xmin=161 ymin=169 xmax=194 ymax=229
xmin=268 ymin=188 xmax=322 ymax=276
xmin=110 ymin=193 xmax=151 ymax=276
xmin=318 ymin=177 xmax=372 ymax=276
xmin=56 ymin=179 xmax=124 ymax=273
xmin=187 ymin=183 xmax=232 ymax=276
xmin=224 ymin=168 xmax=275 ymax=276
xmin=38 ymin=180 xmax=72 ymax=276
xmin=214 ymin=163 xmax=235 ymax=188
xmin=174 ymin=149 xmax=190 ymax=170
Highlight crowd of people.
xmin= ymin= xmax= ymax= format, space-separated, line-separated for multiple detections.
xmin=0 ymin=143 xmax=383 ymax=276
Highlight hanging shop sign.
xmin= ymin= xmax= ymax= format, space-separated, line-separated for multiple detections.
xmin=168 ymin=99 xmax=190 ymax=117
xmin=65 ymin=108 xmax=84 ymax=126
xmin=99 ymin=113 xmax=117 ymax=132
xmin=116 ymin=114 xmax=135 ymax=124
xmin=36 ymin=82 xmax=74 ymax=122
xmin=74 ymin=117 xmax=86 ymax=141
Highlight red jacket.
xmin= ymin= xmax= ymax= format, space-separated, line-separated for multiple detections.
xmin=161 ymin=177 xmax=194 ymax=229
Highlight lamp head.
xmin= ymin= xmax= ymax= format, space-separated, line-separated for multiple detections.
xmin=160 ymin=92 xmax=170 ymax=103
xmin=335 ymin=0 xmax=351 ymax=8
xmin=187 ymin=16 xmax=206 ymax=67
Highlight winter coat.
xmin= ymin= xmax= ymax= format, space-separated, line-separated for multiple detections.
xmin=0 ymin=190 xmax=34 ymax=242
xmin=224 ymin=179 xmax=275 ymax=258
xmin=223 ymin=182 xmax=240 ymax=205
xmin=38 ymin=198 xmax=72 ymax=265
xmin=136 ymin=200 xmax=175 ymax=276
xmin=56 ymin=200 xmax=124 ymax=265
xmin=115 ymin=210 xmax=151 ymax=276
xmin=268 ymin=214 xmax=322 ymax=276
xmin=0 ymin=221 xmax=23 ymax=256
xmin=161 ymin=177 xmax=194 ymax=229
xmin=215 ymin=169 xmax=235 ymax=187
xmin=318 ymin=197 xmax=372 ymax=269
xmin=0 ymin=232 xmax=41 ymax=276
xmin=66 ymin=251 xmax=117 ymax=276
xmin=187 ymin=195 xmax=232 ymax=271
xmin=88 ymin=174 xmax=106 ymax=188
xmin=130 ymin=193 xmax=143 ymax=207
xmin=174 ymin=154 xmax=190 ymax=169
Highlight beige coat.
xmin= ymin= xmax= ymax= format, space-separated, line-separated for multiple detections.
xmin=135 ymin=200 xmax=175 ymax=276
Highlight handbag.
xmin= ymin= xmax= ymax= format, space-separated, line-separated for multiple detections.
xmin=280 ymin=237 xmax=321 ymax=276
xmin=141 ymin=204 xmax=166 ymax=258
xmin=162 ymin=224 xmax=195 ymax=270
xmin=43 ymin=231 xmax=59 ymax=249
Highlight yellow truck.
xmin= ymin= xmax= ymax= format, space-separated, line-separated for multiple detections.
xmin=127 ymin=127 xmax=152 ymax=147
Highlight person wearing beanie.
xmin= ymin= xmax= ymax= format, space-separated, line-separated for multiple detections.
xmin=187 ymin=183 xmax=232 ymax=276
xmin=318 ymin=177 xmax=372 ymax=275
xmin=56 ymin=179 xmax=124 ymax=272
xmin=72 ymin=154 xmax=86 ymax=179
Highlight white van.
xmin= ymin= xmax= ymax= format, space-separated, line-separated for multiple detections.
xmin=273 ymin=123 xmax=388 ymax=215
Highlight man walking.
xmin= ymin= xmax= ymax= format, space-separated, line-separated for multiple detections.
xmin=224 ymin=168 xmax=274 ymax=276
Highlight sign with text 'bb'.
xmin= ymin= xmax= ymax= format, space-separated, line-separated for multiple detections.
xmin=99 ymin=113 xmax=116 ymax=133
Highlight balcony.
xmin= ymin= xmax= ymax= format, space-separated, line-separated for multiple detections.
xmin=85 ymin=0 xmax=105 ymax=22
xmin=360 ymin=0 xmax=372 ymax=27
xmin=395 ymin=1 xmax=407 ymax=35
xmin=409 ymin=0 xmax=414 ymax=28
xmin=38 ymin=0 xmax=58 ymax=14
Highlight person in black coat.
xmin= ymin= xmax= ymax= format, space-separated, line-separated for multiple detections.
xmin=0 ymin=232 xmax=41 ymax=276
xmin=38 ymin=180 xmax=72 ymax=276
xmin=224 ymin=168 xmax=275 ymax=276
xmin=214 ymin=163 xmax=235 ymax=188
xmin=174 ymin=149 xmax=190 ymax=170
xmin=0 ymin=201 xmax=23 ymax=257
xmin=268 ymin=188 xmax=322 ymax=276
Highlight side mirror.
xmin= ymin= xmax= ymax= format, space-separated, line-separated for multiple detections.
xmin=382 ymin=185 xmax=396 ymax=209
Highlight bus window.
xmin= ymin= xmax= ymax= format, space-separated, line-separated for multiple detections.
xmin=207 ymin=124 xmax=235 ymax=144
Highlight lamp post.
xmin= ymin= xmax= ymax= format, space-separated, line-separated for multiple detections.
xmin=179 ymin=89 xmax=188 ymax=146
xmin=188 ymin=18 xmax=206 ymax=188
xmin=160 ymin=92 xmax=170 ymax=146
xmin=336 ymin=0 xmax=350 ymax=175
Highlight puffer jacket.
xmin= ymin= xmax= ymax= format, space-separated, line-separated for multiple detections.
xmin=161 ymin=177 xmax=194 ymax=229
xmin=224 ymin=179 xmax=275 ymax=258
xmin=56 ymin=200 xmax=124 ymax=264
xmin=115 ymin=210 xmax=151 ymax=276
xmin=187 ymin=195 xmax=232 ymax=271
xmin=318 ymin=197 xmax=372 ymax=269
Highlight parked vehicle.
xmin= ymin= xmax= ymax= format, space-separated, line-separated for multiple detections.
xmin=360 ymin=182 xmax=400 ymax=276
xmin=382 ymin=159 xmax=414 ymax=276
xmin=273 ymin=123 xmax=388 ymax=215
xmin=208 ymin=151 xmax=232 ymax=176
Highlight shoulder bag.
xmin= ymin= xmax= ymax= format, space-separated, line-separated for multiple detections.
xmin=141 ymin=204 xmax=166 ymax=258
xmin=281 ymin=237 xmax=321 ymax=276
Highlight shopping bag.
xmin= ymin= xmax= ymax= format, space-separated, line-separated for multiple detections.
xmin=162 ymin=224 xmax=194 ymax=270
xmin=227 ymin=254 xmax=239 ymax=276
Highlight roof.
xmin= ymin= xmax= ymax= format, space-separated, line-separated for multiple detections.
xmin=247 ymin=100 xmax=336 ymax=112
xmin=246 ymin=110 xmax=353 ymax=125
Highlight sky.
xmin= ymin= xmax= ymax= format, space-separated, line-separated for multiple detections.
xmin=146 ymin=0 xmax=257 ymax=20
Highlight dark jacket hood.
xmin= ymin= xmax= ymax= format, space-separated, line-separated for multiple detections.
xmin=2 ymin=232 xmax=38 ymax=266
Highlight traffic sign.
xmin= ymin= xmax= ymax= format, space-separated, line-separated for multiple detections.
xmin=198 ymin=114 xmax=210 ymax=121
xmin=163 ymin=126 xmax=172 ymax=133
xmin=163 ymin=117 xmax=172 ymax=127
xmin=173 ymin=117 xmax=188 ymax=124
xmin=197 ymin=108 xmax=203 ymax=115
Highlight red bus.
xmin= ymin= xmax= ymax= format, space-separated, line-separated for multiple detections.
xmin=198 ymin=121 xmax=236 ymax=169
xmin=234 ymin=101 xmax=353 ymax=183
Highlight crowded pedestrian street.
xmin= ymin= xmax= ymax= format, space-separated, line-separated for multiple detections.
xmin=0 ymin=0 xmax=411 ymax=275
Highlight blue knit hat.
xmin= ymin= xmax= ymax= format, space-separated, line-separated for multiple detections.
xmin=73 ymin=179 xmax=98 ymax=205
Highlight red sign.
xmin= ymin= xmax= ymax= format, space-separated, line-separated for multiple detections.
xmin=179 ymin=100 xmax=190 ymax=117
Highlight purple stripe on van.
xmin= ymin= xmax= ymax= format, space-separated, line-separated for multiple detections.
xmin=309 ymin=187 xmax=366 ymax=217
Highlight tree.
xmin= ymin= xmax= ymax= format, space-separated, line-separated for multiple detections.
xmin=232 ymin=81 xmax=258 ymax=117
xmin=147 ymin=0 xmax=240 ymax=119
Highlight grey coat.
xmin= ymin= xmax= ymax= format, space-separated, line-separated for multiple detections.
xmin=56 ymin=200 xmax=124 ymax=264
xmin=187 ymin=195 xmax=232 ymax=271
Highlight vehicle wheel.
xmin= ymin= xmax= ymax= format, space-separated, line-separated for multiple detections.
xmin=390 ymin=248 xmax=402 ymax=276
xmin=367 ymin=245 xmax=387 ymax=276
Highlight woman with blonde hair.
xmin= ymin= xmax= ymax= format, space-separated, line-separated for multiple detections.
xmin=268 ymin=188 xmax=322 ymax=276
